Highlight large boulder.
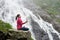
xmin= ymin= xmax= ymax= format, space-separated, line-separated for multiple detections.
xmin=0 ymin=29 xmax=33 ymax=40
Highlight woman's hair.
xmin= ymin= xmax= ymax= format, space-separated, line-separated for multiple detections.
xmin=16 ymin=14 xmax=20 ymax=20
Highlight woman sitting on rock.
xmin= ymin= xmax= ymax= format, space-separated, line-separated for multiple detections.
xmin=16 ymin=14 xmax=29 ymax=31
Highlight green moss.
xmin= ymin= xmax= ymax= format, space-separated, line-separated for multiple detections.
xmin=5 ymin=23 xmax=12 ymax=29
xmin=0 ymin=20 xmax=12 ymax=32
xmin=30 ymin=37 xmax=34 ymax=40
xmin=56 ymin=19 xmax=60 ymax=23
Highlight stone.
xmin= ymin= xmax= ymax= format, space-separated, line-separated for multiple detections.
xmin=0 ymin=29 xmax=32 ymax=40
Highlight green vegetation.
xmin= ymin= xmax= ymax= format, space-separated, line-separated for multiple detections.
xmin=33 ymin=0 xmax=60 ymax=15
xmin=56 ymin=19 xmax=60 ymax=23
xmin=0 ymin=20 xmax=12 ymax=32
xmin=30 ymin=37 xmax=34 ymax=40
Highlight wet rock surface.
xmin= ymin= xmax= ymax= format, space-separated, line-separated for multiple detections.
xmin=22 ymin=0 xmax=60 ymax=33
xmin=51 ymin=33 xmax=60 ymax=40
xmin=22 ymin=0 xmax=60 ymax=40
xmin=30 ymin=17 xmax=49 ymax=40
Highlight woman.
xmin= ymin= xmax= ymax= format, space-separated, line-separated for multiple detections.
xmin=16 ymin=14 xmax=29 ymax=31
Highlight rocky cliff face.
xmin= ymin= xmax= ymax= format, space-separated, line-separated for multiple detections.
xmin=22 ymin=0 xmax=60 ymax=33
xmin=0 ymin=29 xmax=33 ymax=40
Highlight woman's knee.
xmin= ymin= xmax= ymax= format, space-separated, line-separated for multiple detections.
xmin=27 ymin=28 xmax=29 ymax=30
xmin=25 ymin=28 xmax=29 ymax=31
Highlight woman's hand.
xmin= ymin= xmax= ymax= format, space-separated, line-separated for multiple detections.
xmin=23 ymin=20 xmax=28 ymax=24
xmin=25 ymin=20 xmax=28 ymax=23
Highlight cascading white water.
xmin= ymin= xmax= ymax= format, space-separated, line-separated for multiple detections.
xmin=22 ymin=8 xmax=60 ymax=40
xmin=0 ymin=0 xmax=36 ymax=40
xmin=0 ymin=0 xmax=60 ymax=40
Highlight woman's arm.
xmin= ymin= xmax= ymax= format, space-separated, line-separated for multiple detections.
xmin=22 ymin=20 xmax=28 ymax=24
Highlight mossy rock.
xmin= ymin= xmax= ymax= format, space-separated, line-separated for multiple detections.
xmin=0 ymin=20 xmax=33 ymax=40
xmin=0 ymin=30 xmax=33 ymax=40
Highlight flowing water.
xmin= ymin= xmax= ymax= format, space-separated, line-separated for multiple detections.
xmin=0 ymin=0 xmax=60 ymax=40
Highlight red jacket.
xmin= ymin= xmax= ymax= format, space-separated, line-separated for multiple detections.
xmin=17 ymin=17 xmax=24 ymax=30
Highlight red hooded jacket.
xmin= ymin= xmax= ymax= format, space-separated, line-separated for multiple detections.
xmin=17 ymin=17 xmax=24 ymax=30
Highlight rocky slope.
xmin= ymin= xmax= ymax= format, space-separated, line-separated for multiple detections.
xmin=33 ymin=0 xmax=60 ymax=33
xmin=22 ymin=0 xmax=60 ymax=40
xmin=22 ymin=0 xmax=60 ymax=33
xmin=0 ymin=30 xmax=32 ymax=40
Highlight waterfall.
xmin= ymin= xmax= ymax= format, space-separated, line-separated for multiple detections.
xmin=0 ymin=0 xmax=36 ymax=40
xmin=0 ymin=0 xmax=60 ymax=40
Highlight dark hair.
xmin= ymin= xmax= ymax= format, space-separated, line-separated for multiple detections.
xmin=16 ymin=14 xmax=20 ymax=20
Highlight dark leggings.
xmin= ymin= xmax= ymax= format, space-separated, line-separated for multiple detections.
xmin=19 ymin=27 xmax=29 ymax=31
